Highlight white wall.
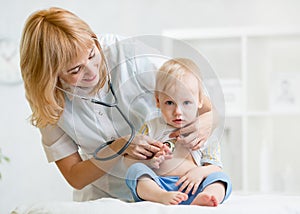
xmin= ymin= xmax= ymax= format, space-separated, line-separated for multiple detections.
xmin=2 ymin=0 xmax=300 ymax=39
xmin=0 ymin=83 xmax=73 ymax=213
xmin=1 ymin=0 xmax=300 ymax=213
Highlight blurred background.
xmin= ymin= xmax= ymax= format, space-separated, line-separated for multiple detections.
xmin=1 ymin=0 xmax=300 ymax=213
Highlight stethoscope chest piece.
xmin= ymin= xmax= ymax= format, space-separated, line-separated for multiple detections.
xmin=163 ymin=139 xmax=176 ymax=153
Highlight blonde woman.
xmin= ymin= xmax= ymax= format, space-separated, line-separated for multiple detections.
xmin=126 ymin=58 xmax=231 ymax=206
xmin=20 ymin=7 xmax=215 ymax=202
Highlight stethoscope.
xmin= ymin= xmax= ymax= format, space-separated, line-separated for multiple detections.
xmin=57 ymin=79 xmax=136 ymax=161
xmin=90 ymin=81 xmax=136 ymax=161
xmin=56 ymin=39 xmax=138 ymax=161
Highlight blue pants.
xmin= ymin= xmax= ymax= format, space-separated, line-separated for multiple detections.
xmin=126 ymin=163 xmax=232 ymax=205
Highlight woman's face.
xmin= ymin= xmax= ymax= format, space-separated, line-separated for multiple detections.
xmin=58 ymin=44 xmax=101 ymax=88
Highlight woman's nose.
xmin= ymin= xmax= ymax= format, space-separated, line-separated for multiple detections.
xmin=84 ymin=60 xmax=99 ymax=74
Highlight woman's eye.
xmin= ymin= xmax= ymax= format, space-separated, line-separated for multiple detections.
xmin=70 ymin=66 xmax=82 ymax=75
xmin=88 ymin=48 xmax=96 ymax=60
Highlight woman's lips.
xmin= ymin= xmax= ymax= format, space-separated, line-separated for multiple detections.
xmin=83 ymin=74 xmax=97 ymax=82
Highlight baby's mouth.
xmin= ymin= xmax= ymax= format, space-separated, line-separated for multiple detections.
xmin=173 ymin=119 xmax=184 ymax=124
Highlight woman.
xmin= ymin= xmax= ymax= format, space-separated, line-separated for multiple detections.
xmin=20 ymin=7 xmax=215 ymax=202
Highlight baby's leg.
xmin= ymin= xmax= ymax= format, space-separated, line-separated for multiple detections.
xmin=137 ymin=175 xmax=188 ymax=205
xmin=191 ymin=182 xmax=225 ymax=206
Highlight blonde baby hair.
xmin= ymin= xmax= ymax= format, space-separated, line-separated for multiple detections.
xmin=155 ymin=58 xmax=204 ymax=106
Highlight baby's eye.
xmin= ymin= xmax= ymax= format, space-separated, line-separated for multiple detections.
xmin=165 ymin=100 xmax=174 ymax=105
xmin=183 ymin=101 xmax=192 ymax=105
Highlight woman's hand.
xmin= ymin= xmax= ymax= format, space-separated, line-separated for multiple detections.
xmin=169 ymin=111 xmax=214 ymax=151
xmin=124 ymin=134 xmax=164 ymax=160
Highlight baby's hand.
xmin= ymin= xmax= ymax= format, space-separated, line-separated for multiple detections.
xmin=148 ymin=144 xmax=173 ymax=169
xmin=148 ymin=153 xmax=165 ymax=169
xmin=176 ymin=167 xmax=205 ymax=195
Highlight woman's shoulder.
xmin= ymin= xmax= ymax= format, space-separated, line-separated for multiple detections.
xmin=39 ymin=124 xmax=65 ymax=146
xmin=97 ymin=34 xmax=127 ymax=48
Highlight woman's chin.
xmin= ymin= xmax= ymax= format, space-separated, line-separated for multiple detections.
xmin=80 ymin=76 xmax=100 ymax=87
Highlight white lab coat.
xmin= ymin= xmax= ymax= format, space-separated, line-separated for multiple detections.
xmin=40 ymin=34 xmax=163 ymax=201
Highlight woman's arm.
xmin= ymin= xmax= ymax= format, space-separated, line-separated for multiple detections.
xmin=56 ymin=153 xmax=103 ymax=190
xmin=41 ymin=124 xmax=123 ymax=190
xmin=55 ymin=152 xmax=121 ymax=190
xmin=55 ymin=135 xmax=147 ymax=190
xmin=45 ymin=123 xmax=166 ymax=190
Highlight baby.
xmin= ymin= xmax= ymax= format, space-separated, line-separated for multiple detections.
xmin=125 ymin=58 xmax=231 ymax=206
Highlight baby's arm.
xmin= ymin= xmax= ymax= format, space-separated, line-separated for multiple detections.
xmin=124 ymin=144 xmax=172 ymax=169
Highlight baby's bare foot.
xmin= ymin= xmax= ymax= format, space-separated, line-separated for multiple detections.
xmin=159 ymin=191 xmax=188 ymax=205
xmin=191 ymin=193 xmax=218 ymax=206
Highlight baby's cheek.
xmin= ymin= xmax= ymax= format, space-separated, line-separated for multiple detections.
xmin=185 ymin=110 xmax=198 ymax=121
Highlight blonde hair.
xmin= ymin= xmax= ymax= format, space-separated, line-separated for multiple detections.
xmin=20 ymin=7 xmax=107 ymax=128
xmin=155 ymin=58 xmax=204 ymax=102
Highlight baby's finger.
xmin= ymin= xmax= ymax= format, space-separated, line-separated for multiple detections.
xmin=164 ymin=153 xmax=173 ymax=160
xmin=178 ymin=180 xmax=189 ymax=192
xmin=184 ymin=183 xmax=194 ymax=194
xmin=175 ymin=175 xmax=186 ymax=186
xmin=192 ymin=182 xmax=200 ymax=195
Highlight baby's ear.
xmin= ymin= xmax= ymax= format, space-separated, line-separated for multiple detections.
xmin=155 ymin=95 xmax=160 ymax=108
xmin=198 ymin=98 xmax=203 ymax=109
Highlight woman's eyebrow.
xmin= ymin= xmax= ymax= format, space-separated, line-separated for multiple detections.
xmin=66 ymin=47 xmax=95 ymax=73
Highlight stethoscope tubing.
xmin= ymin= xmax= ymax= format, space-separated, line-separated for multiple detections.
xmin=92 ymin=82 xmax=136 ymax=161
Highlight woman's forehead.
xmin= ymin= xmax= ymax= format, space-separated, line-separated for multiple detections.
xmin=63 ymin=44 xmax=94 ymax=72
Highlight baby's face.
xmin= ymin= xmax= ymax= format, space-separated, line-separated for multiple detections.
xmin=156 ymin=72 xmax=202 ymax=128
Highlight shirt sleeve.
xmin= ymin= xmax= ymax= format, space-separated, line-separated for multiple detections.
xmin=138 ymin=123 xmax=149 ymax=135
xmin=200 ymin=135 xmax=223 ymax=168
xmin=39 ymin=124 xmax=78 ymax=163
